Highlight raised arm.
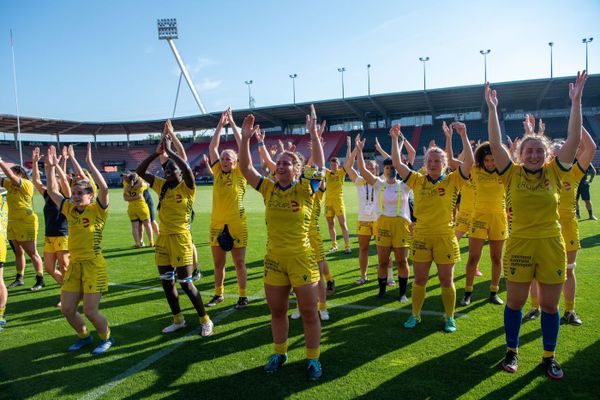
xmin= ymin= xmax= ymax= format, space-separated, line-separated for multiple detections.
xmin=559 ymin=71 xmax=587 ymax=165
xmin=453 ymin=122 xmax=474 ymax=177
xmin=374 ymin=136 xmax=390 ymax=159
xmin=202 ymin=154 xmax=214 ymax=177
xmin=226 ymin=108 xmax=242 ymax=149
xmin=389 ymin=124 xmax=412 ymax=181
xmin=403 ymin=136 xmax=416 ymax=165
xmin=158 ymin=120 xmax=187 ymax=164
xmin=136 ymin=143 xmax=161 ymax=186
xmin=576 ymin=126 xmax=597 ymax=170
xmin=0 ymin=158 xmax=21 ymax=186
xmin=67 ymin=144 xmax=87 ymax=182
xmin=31 ymin=147 xmax=46 ymax=194
xmin=61 ymin=145 xmax=69 ymax=173
xmin=238 ymin=114 xmax=262 ymax=188
xmin=355 ymin=135 xmax=378 ymax=185
xmin=443 ymin=121 xmax=460 ymax=171
xmin=209 ymin=111 xmax=228 ymax=165
xmin=54 ymin=160 xmax=71 ymax=198
xmin=255 ymin=129 xmax=276 ymax=172
xmin=84 ymin=143 xmax=108 ymax=207
xmin=44 ymin=146 xmax=65 ymax=207
xmin=485 ymin=83 xmax=511 ymax=171
xmin=307 ymin=105 xmax=325 ymax=169
xmin=343 ymin=135 xmax=359 ymax=182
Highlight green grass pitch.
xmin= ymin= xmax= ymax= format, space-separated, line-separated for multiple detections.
xmin=0 ymin=181 xmax=599 ymax=399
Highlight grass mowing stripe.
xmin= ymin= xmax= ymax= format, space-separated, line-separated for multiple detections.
xmin=80 ymin=308 xmax=235 ymax=400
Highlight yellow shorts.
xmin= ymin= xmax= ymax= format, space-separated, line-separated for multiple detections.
xmin=454 ymin=211 xmax=472 ymax=234
xmin=0 ymin=236 xmax=6 ymax=264
xmin=43 ymin=236 xmax=69 ymax=253
xmin=7 ymin=213 xmax=38 ymax=242
xmin=412 ymin=234 xmax=460 ymax=264
xmin=357 ymin=220 xmax=377 ymax=237
xmin=375 ymin=216 xmax=411 ymax=248
xmin=155 ymin=232 xmax=194 ymax=268
xmin=128 ymin=203 xmax=151 ymax=222
xmin=470 ymin=211 xmax=508 ymax=241
xmin=209 ymin=220 xmax=248 ymax=248
xmin=560 ymin=218 xmax=580 ymax=252
xmin=503 ymin=236 xmax=566 ymax=284
xmin=62 ymin=255 xmax=108 ymax=294
xmin=263 ymin=249 xmax=320 ymax=287
xmin=309 ymin=232 xmax=325 ymax=263
xmin=325 ymin=198 xmax=345 ymax=218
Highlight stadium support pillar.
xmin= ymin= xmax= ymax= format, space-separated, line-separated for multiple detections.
xmin=56 ymin=133 xmax=60 ymax=148
xmin=192 ymin=128 xmax=196 ymax=142
xmin=385 ymin=117 xmax=391 ymax=129
xmin=93 ymin=134 xmax=97 ymax=150
xmin=127 ymin=133 xmax=130 ymax=148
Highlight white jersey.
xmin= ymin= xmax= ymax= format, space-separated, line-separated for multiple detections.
xmin=354 ymin=176 xmax=378 ymax=222
xmin=374 ymin=177 xmax=412 ymax=223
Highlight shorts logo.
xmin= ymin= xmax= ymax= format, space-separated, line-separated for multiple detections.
xmin=557 ymin=269 xmax=562 ymax=277
xmin=570 ymin=240 xmax=574 ymax=245
xmin=437 ymin=188 xmax=446 ymax=196
xmin=176 ymin=256 xmax=181 ymax=262
xmin=291 ymin=200 xmax=300 ymax=212
xmin=447 ymin=254 xmax=451 ymax=259
xmin=303 ymin=274 xmax=308 ymax=281
xmin=510 ymin=267 xmax=516 ymax=275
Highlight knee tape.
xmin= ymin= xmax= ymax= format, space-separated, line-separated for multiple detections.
xmin=567 ymin=263 xmax=576 ymax=270
xmin=177 ymin=276 xmax=193 ymax=284
xmin=160 ymin=271 xmax=176 ymax=281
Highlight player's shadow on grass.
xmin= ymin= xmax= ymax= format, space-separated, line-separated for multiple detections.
xmin=580 ymin=233 xmax=600 ymax=249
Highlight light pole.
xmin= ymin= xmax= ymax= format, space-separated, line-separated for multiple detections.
xmin=479 ymin=49 xmax=491 ymax=83
xmin=419 ymin=57 xmax=430 ymax=90
xmin=289 ymin=73 xmax=298 ymax=104
xmin=548 ymin=42 xmax=554 ymax=78
xmin=157 ymin=18 xmax=207 ymax=114
xmin=338 ymin=67 xmax=346 ymax=98
xmin=244 ymin=80 xmax=254 ymax=109
xmin=367 ymin=64 xmax=371 ymax=96
xmin=582 ymin=37 xmax=593 ymax=72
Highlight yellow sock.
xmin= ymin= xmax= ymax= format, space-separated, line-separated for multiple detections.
xmin=531 ymin=296 xmax=539 ymax=309
xmin=0 ymin=306 xmax=5 ymax=319
xmin=465 ymin=285 xmax=473 ymax=292
xmin=324 ymin=273 xmax=333 ymax=282
xmin=238 ymin=287 xmax=247 ymax=297
xmin=543 ymin=350 xmax=555 ymax=358
xmin=77 ymin=327 xmax=89 ymax=339
xmin=332 ymin=241 xmax=338 ymax=248
xmin=274 ymin=341 xmax=288 ymax=355
xmin=199 ymin=314 xmax=210 ymax=324
xmin=490 ymin=285 xmax=499 ymax=293
xmin=565 ymin=300 xmax=575 ymax=312
xmin=36 ymin=272 xmax=43 ymax=277
xmin=441 ymin=286 xmax=456 ymax=318
xmin=306 ymin=347 xmax=320 ymax=359
xmin=508 ymin=347 xmax=518 ymax=353
xmin=98 ymin=328 xmax=111 ymax=341
xmin=173 ymin=313 xmax=184 ymax=324
xmin=318 ymin=302 xmax=327 ymax=311
xmin=215 ymin=285 xmax=224 ymax=296
xmin=411 ymin=283 xmax=426 ymax=318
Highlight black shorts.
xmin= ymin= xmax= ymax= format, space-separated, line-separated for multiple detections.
xmin=577 ymin=182 xmax=591 ymax=201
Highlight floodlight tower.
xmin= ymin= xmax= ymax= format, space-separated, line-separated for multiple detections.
xmin=157 ymin=18 xmax=207 ymax=114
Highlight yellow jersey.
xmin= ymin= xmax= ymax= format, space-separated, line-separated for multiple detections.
xmin=256 ymin=175 xmax=320 ymax=256
xmin=152 ymin=177 xmax=195 ymax=235
xmin=558 ymin=161 xmax=586 ymax=220
xmin=405 ymin=169 xmax=467 ymax=236
xmin=325 ymin=169 xmax=345 ymax=200
xmin=499 ymin=159 xmax=570 ymax=238
xmin=458 ymin=175 xmax=476 ymax=213
xmin=471 ymin=167 xmax=505 ymax=213
xmin=2 ymin=178 xmax=35 ymax=219
xmin=61 ymin=199 xmax=108 ymax=262
xmin=211 ymin=161 xmax=247 ymax=224
xmin=123 ymin=181 xmax=148 ymax=208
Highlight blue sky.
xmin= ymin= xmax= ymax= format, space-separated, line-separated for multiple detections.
xmin=1 ymin=0 xmax=599 ymax=123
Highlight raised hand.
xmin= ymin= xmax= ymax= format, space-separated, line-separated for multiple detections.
xmin=61 ymin=145 xmax=69 ymax=160
xmin=269 ymin=144 xmax=278 ymax=156
xmin=47 ymin=145 xmax=59 ymax=166
xmin=569 ymin=70 xmax=587 ymax=103
xmin=537 ymin=118 xmax=546 ymax=135
xmin=316 ymin=120 xmax=326 ymax=140
xmin=484 ymin=82 xmax=498 ymax=108
xmin=355 ymin=134 xmax=365 ymax=151
xmin=32 ymin=147 xmax=42 ymax=163
xmin=347 ymin=135 xmax=352 ymax=150
xmin=85 ymin=143 xmax=93 ymax=164
xmin=442 ymin=121 xmax=452 ymax=139
xmin=67 ymin=144 xmax=75 ymax=159
xmin=287 ymin=142 xmax=296 ymax=153
xmin=389 ymin=124 xmax=401 ymax=139
xmin=429 ymin=139 xmax=436 ymax=149
xmin=155 ymin=141 xmax=165 ymax=155
xmin=452 ymin=122 xmax=467 ymax=137
xmin=254 ymin=129 xmax=265 ymax=143
xmin=240 ymin=114 xmax=256 ymax=139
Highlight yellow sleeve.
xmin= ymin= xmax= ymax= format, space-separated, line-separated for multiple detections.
xmin=152 ymin=176 xmax=165 ymax=194
xmin=550 ymin=158 xmax=572 ymax=181
xmin=60 ymin=198 xmax=72 ymax=217
xmin=498 ymin=161 xmax=517 ymax=186
xmin=256 ymin=176 xmax=275 ymax=198
xmin=404 ymin=170 xmax=423 ymax=190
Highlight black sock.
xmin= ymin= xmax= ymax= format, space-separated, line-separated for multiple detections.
xmin=377 ymin=278 xmax=387 ymax=296
xmin=16 ymin=273 xmax=23 ymax=281
xmin=398 ymin=277 xmax=408 ymax=297
xmin=464 ymin=291 xmax=472 ymax=298
xmin=588 ymin=208 xmax=594 ymax=218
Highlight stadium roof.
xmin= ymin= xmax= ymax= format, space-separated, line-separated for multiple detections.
xmin=1 ymin=75 xmax=599 ymax=136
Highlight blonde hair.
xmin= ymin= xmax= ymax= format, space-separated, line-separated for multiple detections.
xmin=278 ymin=151 xmax=303 ymax=178
xmin=366 ymin=159 xmax=379 ymax=173
xmin=424 ymin=146 xmax=448 ymax=173
xmin=220 ymin=149 xmax=238 ymax=161
xmin=515 ymin=134 xmax=553 ymax=165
